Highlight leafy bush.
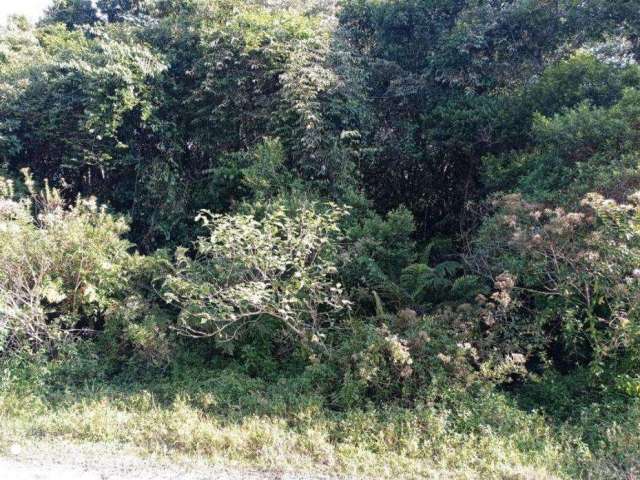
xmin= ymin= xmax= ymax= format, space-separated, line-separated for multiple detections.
xmin=341 ymin=206 xmax=417 ymax=310
xmin=163 ymin=202 xmax=350 ymax=352
xmin=331 ymin=300 xmax=529 ymax=408
xmin=484 ymin=88 xmax=640 ymax=203
xmin=0 ymin=172 xmax=134 ymax=352
xmin=528 ymin=53 xmax=640 ymax=115
xmin=202 ymin=138 xmax=301 ymax=211
xmin=399 ymin=261 xmax=478 ymax=306
xmin=470 ymin=191 xmax=640 ymax=376
xmin=100 ymin=271 xmax=175 ymax=369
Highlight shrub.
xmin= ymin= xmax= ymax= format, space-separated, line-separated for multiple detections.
xmin=398 ymin=261 xmax=484 ymax=306
xmin=0 ymin=172 xmax=135 ymax=353
xmin=202 ymin=138 xmax=301 ymax=212
xmin=101 ymin=289 xmax=175 ymax=369
xmin=483 ymin=88 xmax=640 ymax=204
xmin=340 ymin=206 xmax=417 ymax=311
xmin=163 ymin=202 xmax=351 ymax=352
xmin=332 ymin=305 xmax=523 ymax=408
xmin=470 ymin=191 xmax=640 ymax=376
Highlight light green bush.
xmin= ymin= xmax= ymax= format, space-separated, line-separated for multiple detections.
xmin=163 ymin=202 xmax=350 ymax=351
xmin=0 ymin=172 xmax=134 ymax=352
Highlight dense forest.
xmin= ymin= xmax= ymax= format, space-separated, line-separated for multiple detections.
xmin=2 ymin=0 xmax=640 ymax=478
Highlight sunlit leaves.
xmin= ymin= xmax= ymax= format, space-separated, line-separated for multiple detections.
xmin=163 ymin=203 xmax=350 ymax=347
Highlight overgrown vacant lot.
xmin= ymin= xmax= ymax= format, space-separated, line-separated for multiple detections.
xmin=3 ymin=1 xmax=640 ymax=478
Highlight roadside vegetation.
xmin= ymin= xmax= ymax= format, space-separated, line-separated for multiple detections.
xmin=2 ymin=1 xmax=640 ymax=478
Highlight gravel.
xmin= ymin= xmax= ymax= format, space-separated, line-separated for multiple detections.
xmin=0 ymin=442 xmax=347 ymax=480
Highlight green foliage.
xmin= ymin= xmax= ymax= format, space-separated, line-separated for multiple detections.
xmin=399 ymin=261 xmax=467 ymax=305
xmin=341 ymin=207 xmax=417 ymax=309
xmin=528 ymin=53 xmax=640 ymax=115
xmin=0 ymin=172 xmax=135 ymax=352
xmin=0 ymin=22 xmax=165 ymax=174
xmin=163 ymin=202 xmax=350 ymax=350
xmin=484 ymin=87 xmax=640 ymax=202
xmin=2 ymin=2 xmax=640 ymax=476
xmin=45 ymin=0 xmax=102 ymax=28
xmin=471 ymin=192 xmax=640 ymax=378
xmin=203 ymin=138 xmax=300 ymax=210
xmin=2 ymin=2 xmax=353 ymax=249
xmin=335 ymin=321 xmax=415 ymax=408
xmin=336 ymin=0 xmax=640 ymax=236
xmin=0 ymin=21 xmax=167 ymax=250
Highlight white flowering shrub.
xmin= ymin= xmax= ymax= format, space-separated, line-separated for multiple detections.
xmin=470 ymin=191 xmax=640 ymax=375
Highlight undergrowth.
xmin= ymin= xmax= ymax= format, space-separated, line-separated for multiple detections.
xmin=1 ymin=346 xmax=638 ymax=480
